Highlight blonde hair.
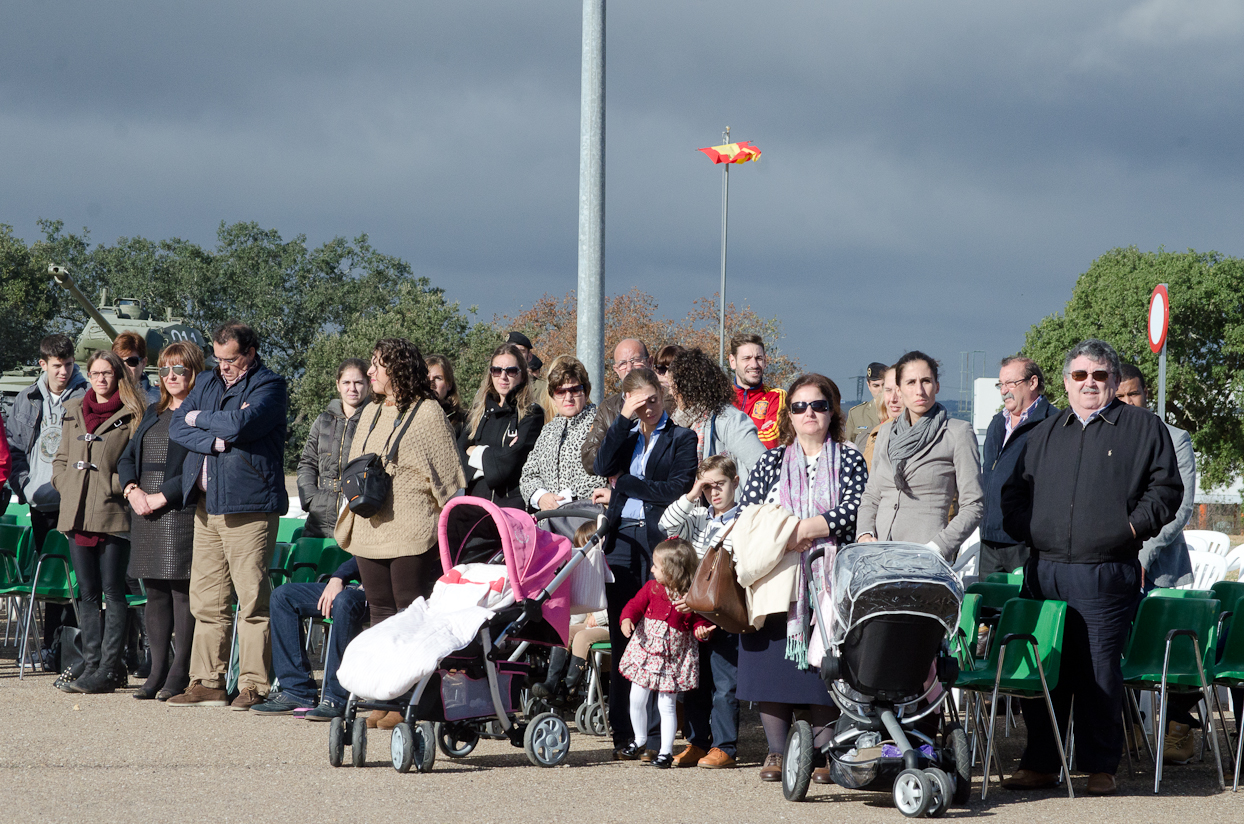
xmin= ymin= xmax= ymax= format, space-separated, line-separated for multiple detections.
xmin=465 ymin=343 xmax=538 ymax=438
xmin=85 ymin=350 xmax=147 ymax=423
xmin=573 ymin=521 xmax=597 ymax=548
xmin=653 ymin=537 xmax=699 ymax=599
xmin=156 ymin=341 xmax=206 ymax=414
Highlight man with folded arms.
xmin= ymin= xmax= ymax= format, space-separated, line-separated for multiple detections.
xmin=1000 ymin=339 xmax=1181 ymax=795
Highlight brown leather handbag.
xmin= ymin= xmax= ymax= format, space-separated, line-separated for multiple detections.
xmin=684 ymin=521 xmax=753 ymax=634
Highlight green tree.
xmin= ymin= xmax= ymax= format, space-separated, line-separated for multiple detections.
xmin=1023 ymin=246 xmax=1244 ymax=487
xmin=0 ymin=225 xmax=60 ymax=371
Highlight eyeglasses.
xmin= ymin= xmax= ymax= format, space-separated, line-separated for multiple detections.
xmin=612 ymin=356 xmax=647 ymax=370
xmin=552 ymin=384 xmax=585 ymax=398
xmin=87 ymin=370 xmax=114 ymax=380
xmin=490 ymin=365 xmax=521 ymax=378
xmin=995 ymin=377 xmax=1032 ymax=390
xmin=653 ymin=364 xmax=669 ymax=375
xmin=159 ymin=365 xmax=188 ymax=377
xmin=1068 ymin=369 xmax=1110 ymax=383
xmin=216 ymin=353 xmax=246 ymax=366
xmin=121 ymin=355 xmax=143 ymax=367
xmin=790 ymin=399 xmax=830 ymax=415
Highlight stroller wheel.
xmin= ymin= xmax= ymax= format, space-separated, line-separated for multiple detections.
xmin=585 ymin=702 xmax=608 ymax=736
xmin=436 ymin=722 xmax=479 ymax=758
xmin=328 ymin=717 xmax=345 ymax=768
xmin=392 ymin=723 xmax=415 ymax=773
xmin=945 ymin=724 xmax=972 ymax=804
xmin=782 ymin=719 xmax=814 ymax=802
xmin=524 ymin=712 xmax=571 ymax=767
xmin=414 ymin=721 xmax=437 ymax=772
xmin=924 ymin=767 xmax=952 ymax=818
xmin=574 ymin=702 xmax=589 ymax=734
xmin=893 ymin=768 xmax=932 ymax=818
xmin=351 ymin=717 xmax=368 ymax=768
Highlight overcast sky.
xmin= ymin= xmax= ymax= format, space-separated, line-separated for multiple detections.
xmin=4 ymin=1 xmax=1242 ymax=400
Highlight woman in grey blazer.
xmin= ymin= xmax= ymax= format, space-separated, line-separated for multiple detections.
xmin=856 ymin=351 xmax=983 ymax=561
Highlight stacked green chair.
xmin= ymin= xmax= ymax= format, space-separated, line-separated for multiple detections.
xmin=1212 ymin=592 xmax=1244 ymax=791
xmin=287 ymin=538 xmax=339 ymax=585
xmin=985 ymin=572 xmax=1024 ymax=586
xmin=18 ymin=531 xmax=79 ymax=679
xmin=1149 ymin=588 xmax=1215 ymax=600
xmin=315 ymin=546 xmax=352 ymax=583
xmin=269 ymin=543 xmax=293 ymax=590
xmin=1120 ymin=596 xmax=1225 ymax=793
xmin=0 ymin=524 xmax=35 ymax=645
xmin=953 ymin=597 xmax=1070 ymax=800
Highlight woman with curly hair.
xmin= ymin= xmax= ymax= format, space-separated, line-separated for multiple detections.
xmin=652 ymin=344 xmax=685 ymax=398
xmin=458 ymin=342 xmax=545 ymax=509
xmin=425 ymin=354 xmax=465 ymax=437
xmin=667 ymin=348 xmax=766 ymax=485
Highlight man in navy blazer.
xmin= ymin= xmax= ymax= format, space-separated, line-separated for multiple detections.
xmin=168 ymin=321 xmax=288 ymax=710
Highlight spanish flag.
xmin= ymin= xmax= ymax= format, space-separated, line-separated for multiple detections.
xmin=698 ymin=141 xmax=762 ymax=164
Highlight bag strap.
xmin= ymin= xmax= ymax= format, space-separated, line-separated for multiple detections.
xmin=707 ymin=412 xmax=718 ymax=457
xmin=382 ymin=399 xmax=424 ymax=467
xmin=708 ymin=515 xmax=739 ymax=555
xmin=358 ymin=404 xmax=385 ymax=453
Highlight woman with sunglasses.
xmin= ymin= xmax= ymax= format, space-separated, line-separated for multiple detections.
xmin=118 ymin=342 xmax=204 ymax=700
xmin=734 ymin=373 xmax=868 ymax=783
xmin=51 ymin=350 xmax=147 ymax=694
xmin=652 ymin=344 xmax=685 ymax=399
xmin=519 ymin=355 xmax=607 ymax=514
xmin=667 ymin=347 xmax=766 ymax=486
xmin=856 ymin=350 xmax=983 ymax=560
xmin=458 ymin=342 xmax=545 ymax=509
xmin=296 ymin=358 xmax=370 ymax=539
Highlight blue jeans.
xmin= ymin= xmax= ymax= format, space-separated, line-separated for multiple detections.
xmin=685 ymin=630 xmax=740 ymax=757
xmin=270 ymin=582 xmax=367 ymax=706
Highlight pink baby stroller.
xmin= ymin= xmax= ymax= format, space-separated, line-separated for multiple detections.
xmin=328 ymin=497 xmax=604 ymax=772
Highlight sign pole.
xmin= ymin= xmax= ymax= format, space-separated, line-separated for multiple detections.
xmin=1148 ymin=282 xmax=1170 ymax=421
xmin=1157 ymin=339 xmax=1167 ymax=421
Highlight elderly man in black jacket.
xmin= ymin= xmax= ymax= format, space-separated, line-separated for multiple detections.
xmin=1000 ymin=339 xmax=1181 ymax=796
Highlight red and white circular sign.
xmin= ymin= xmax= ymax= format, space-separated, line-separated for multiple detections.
xmin=1148 ymin=284 xmax=1169 ymax=354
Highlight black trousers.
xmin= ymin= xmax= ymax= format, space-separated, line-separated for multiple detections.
xmin=980 ymin=540 xmax=1029 ymax=577
xmin=1018 ymin=558 xmax=1140 ymax=775
xmin=605 ymin=521 xmax=656 ymax=747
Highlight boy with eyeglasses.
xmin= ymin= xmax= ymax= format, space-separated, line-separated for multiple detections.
xmin=658 ymin=454 xmax=741 ymax=769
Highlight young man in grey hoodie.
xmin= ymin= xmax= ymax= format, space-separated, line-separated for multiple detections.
xmin=5 ymin=334 xmax=90 ymax=666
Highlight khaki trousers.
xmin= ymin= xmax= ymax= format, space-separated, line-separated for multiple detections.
xmin=188 ymin=500 xmax=278 ymax=692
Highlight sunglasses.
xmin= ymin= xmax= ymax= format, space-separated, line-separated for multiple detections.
xmin=790 ymin=399 xmax=830 ymax=414
xmin=122 ymin=355 xmax=143 ymax=367
xmin=653 ymin=364 xmax=669 ymax=375
xmin=490 ymin=365 xmax=521 ymax=378
xmin=552 ymin=384 xmax=585 ymax=398
xmin=159 ymin=365 xmax=189 ymax=377
xmin=1068 ymin=370 xmax=1110 ymax=383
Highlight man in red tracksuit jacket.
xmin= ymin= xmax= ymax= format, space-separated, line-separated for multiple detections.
xmin=728 ymin=333 xmax=785 ymax=449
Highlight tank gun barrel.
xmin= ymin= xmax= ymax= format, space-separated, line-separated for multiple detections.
xmin=49 ymin=264 xmax=119 ymax=341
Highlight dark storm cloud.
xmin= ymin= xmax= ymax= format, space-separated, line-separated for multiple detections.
xmin=3 ymin=1 xmax=1243 ymax=393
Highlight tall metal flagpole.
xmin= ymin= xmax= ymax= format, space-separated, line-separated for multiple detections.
xmin=576 ymin=0 xmax=606 ymax=399
xmin=718 ymin=126 xmax=729 ymax=367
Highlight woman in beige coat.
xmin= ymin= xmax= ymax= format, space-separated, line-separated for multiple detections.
xmin=856 ymin=351 xmax=983 ymax=560
xmin=52 ymin=350 xmax=147 ymax=693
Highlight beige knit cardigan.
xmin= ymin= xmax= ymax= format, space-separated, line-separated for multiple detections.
xmin=334 ymin=400 xmax=466 ymax=560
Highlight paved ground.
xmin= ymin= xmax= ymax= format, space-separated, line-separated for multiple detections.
xmin=2 ymin=651 xmax=1239 ymax=824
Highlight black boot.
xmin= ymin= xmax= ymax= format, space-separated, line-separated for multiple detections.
xmin=72 ymin=597 xmax=129 ymax=694
xmin=66 ymin=601 xmax=103 ymax=692
xmin=563 ymin=656 xmax=588 ymax=695
xmin=532 ymin=647 xmax=570 ymax=699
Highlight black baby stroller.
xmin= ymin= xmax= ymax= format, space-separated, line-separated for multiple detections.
xmin=782 ymin=542 xmax=969 ymax=818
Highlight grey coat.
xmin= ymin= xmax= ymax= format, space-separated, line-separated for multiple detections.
xmin=5 ymin=369 xmax=90 ymax=510
xmin=1139 ymin=422 xmax=1195 ymax=588
xmin=297 ymin=399 xmax=364 ymax=538
xmin=856 ymin=416 xmax=984 ymax=561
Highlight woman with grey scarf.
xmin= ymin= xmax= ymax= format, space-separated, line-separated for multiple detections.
xmin=856 ymin=351 xmax=983 ymax=561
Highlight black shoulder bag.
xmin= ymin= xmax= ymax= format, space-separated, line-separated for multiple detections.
xmin=340 ymin=400 xmax=423 ymax=519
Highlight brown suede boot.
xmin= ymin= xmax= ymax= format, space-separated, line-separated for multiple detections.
xmin=377 ymin=711 xmax=405 ymax=730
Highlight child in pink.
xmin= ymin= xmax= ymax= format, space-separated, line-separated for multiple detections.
xmin=617 ymin=538 xmax=714 ymax=767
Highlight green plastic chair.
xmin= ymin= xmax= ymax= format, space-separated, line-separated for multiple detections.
xmin=269 ymin=543 xmax=293 ymax=589
xmin=1149 ymin=587 xmax=1216 ymax=600
xmin=316 ymin=546 xmax=352 ymax=583
xmin=1120 ymin=596 xmax=1225 ymax=793
xmin=0 ymin=514 xmax=14 ymax=525
xmin=0 ymin=523 xmax=32 ymax=581
xmin=276 ymin=517 xmax=305 ymax=544
xmin=985 ymin=572 xmax=1024 ymax=586
xmin=954 ymin=598 xmax=1071 ymax=800
xmin=953 ymin=593 xmax=983 ymax=669
xmin=0 ymin=524 xmax=36 ymax=646
xmin=1212 ymin=600 xmax=1244 ymax=791
xmin=17 ymin=534 xmax=79 ymax=679
xmin=287 ymin=537 xmax=339 ymax=585
xmin=965 ymin=582 xmax=1022 ymax=615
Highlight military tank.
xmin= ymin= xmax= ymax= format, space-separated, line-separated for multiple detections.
xmin=0 ymin=264 xmax=210 ymax=417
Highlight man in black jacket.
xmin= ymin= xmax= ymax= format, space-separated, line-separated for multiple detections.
xmin=980 ymin=356 xmax=1059 ymax=575
xmin=1000 ymin=339 xmax=1182 ymax=795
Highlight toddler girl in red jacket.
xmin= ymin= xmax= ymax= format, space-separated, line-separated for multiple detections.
xmin=616 ymin=537 xmax=714 ymax=767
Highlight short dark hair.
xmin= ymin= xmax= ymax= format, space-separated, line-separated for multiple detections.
xmin=895 ymin=350 xmax=940 ymax=384
xmin=729 ymin=333 xmax=765 ymax=357
xmin=1000 ymin=355 xmax=1045 ymax=393
xmin=620 ymin=367 xmax=661 ymax=396
xmin=698 ymin=453 xmax=738 ymax=480
xmin=654 ymin=345 xmax=686 ymax=371
xmin=213 ymin=321 xmax=260 ymax=355
xmin=1119 ymin=363 xmax=1146 ymax=390
xmin=546 ymin=356 xmax=592 ymax=401
xmin=40 ymin=334 xmax=74 ymax=362
xmin=112 ymin=330 xmax=147 ymax=359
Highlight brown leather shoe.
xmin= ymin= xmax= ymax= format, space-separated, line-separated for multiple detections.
xmin=639 ymin=748 xmax=658 ymax=763
xmin=231 ymin=686 xmax=264 ymax=711
xmin=1086 ymin=772 xmax=1117 ymax=796
xmin=1001 ymin=769 xmax=1059 ymax=790
xmin=698 ymin=747 xmax=737 ymax=769
xmin=759 ymin=753 xmax=782 ymax=782
xmin=365 ymin=709 xmax=387 ymax=729
xmin=166 ymin=681 xmax=229 ymax=707
xmin=673 ymin=744 xmax=708 ymax=767
xmin=812 ymin=767 xmax=833 ymax=785
xmin=377 ymin=711 xmax=405 ymax=730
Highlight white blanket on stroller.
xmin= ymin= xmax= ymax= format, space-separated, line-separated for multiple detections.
xmin=336 ymin=564 xmax=515 ymax=701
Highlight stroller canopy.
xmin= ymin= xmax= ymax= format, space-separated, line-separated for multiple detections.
xmin=830 ymin=543 xmax=963 ymax=649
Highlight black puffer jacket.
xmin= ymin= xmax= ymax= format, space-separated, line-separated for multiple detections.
xmin=297 ymin=399 xmax=364 ymax=538
xmin=458 ymin=392 xmax=545 ymax=509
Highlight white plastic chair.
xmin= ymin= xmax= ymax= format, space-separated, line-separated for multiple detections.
xmin=1182 ymin=549 xmax=1228 ymax=590
xmin=1224 ymin=545 xmax=1244 ymax=578
xmin=952 ymin=528 xmax=980 ymax=584
xmin=1184 ymin=530 xmax=1231 ymax=556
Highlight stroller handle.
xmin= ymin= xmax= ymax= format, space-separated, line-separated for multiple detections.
xmin=807 ymin=546 xmax=828 ymax=564
xmin=532 ymin=508 xmax=603 ymax=522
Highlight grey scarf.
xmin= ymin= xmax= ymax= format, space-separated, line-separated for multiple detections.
xmin=887 ymin=402 xmax=948 ymax=495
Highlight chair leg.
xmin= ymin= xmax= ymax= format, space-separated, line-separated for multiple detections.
xmin=318 ymin=621 xmax=336 ymax=705
xmin=1234 ymin=712 xmax=1243 ymax=792
xmin=1062 ymin=696 xmax=1075 ymax=779
xmin=981 ymin=683 xmax=1002 ymax=801
xmin=1213 ymin=691 xmax=1236 ymax=776
xmin=1129 ymin=688 xmax=1156 ymax=766
xmin=1191 ymin=641 xmax=1225 ymax=791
